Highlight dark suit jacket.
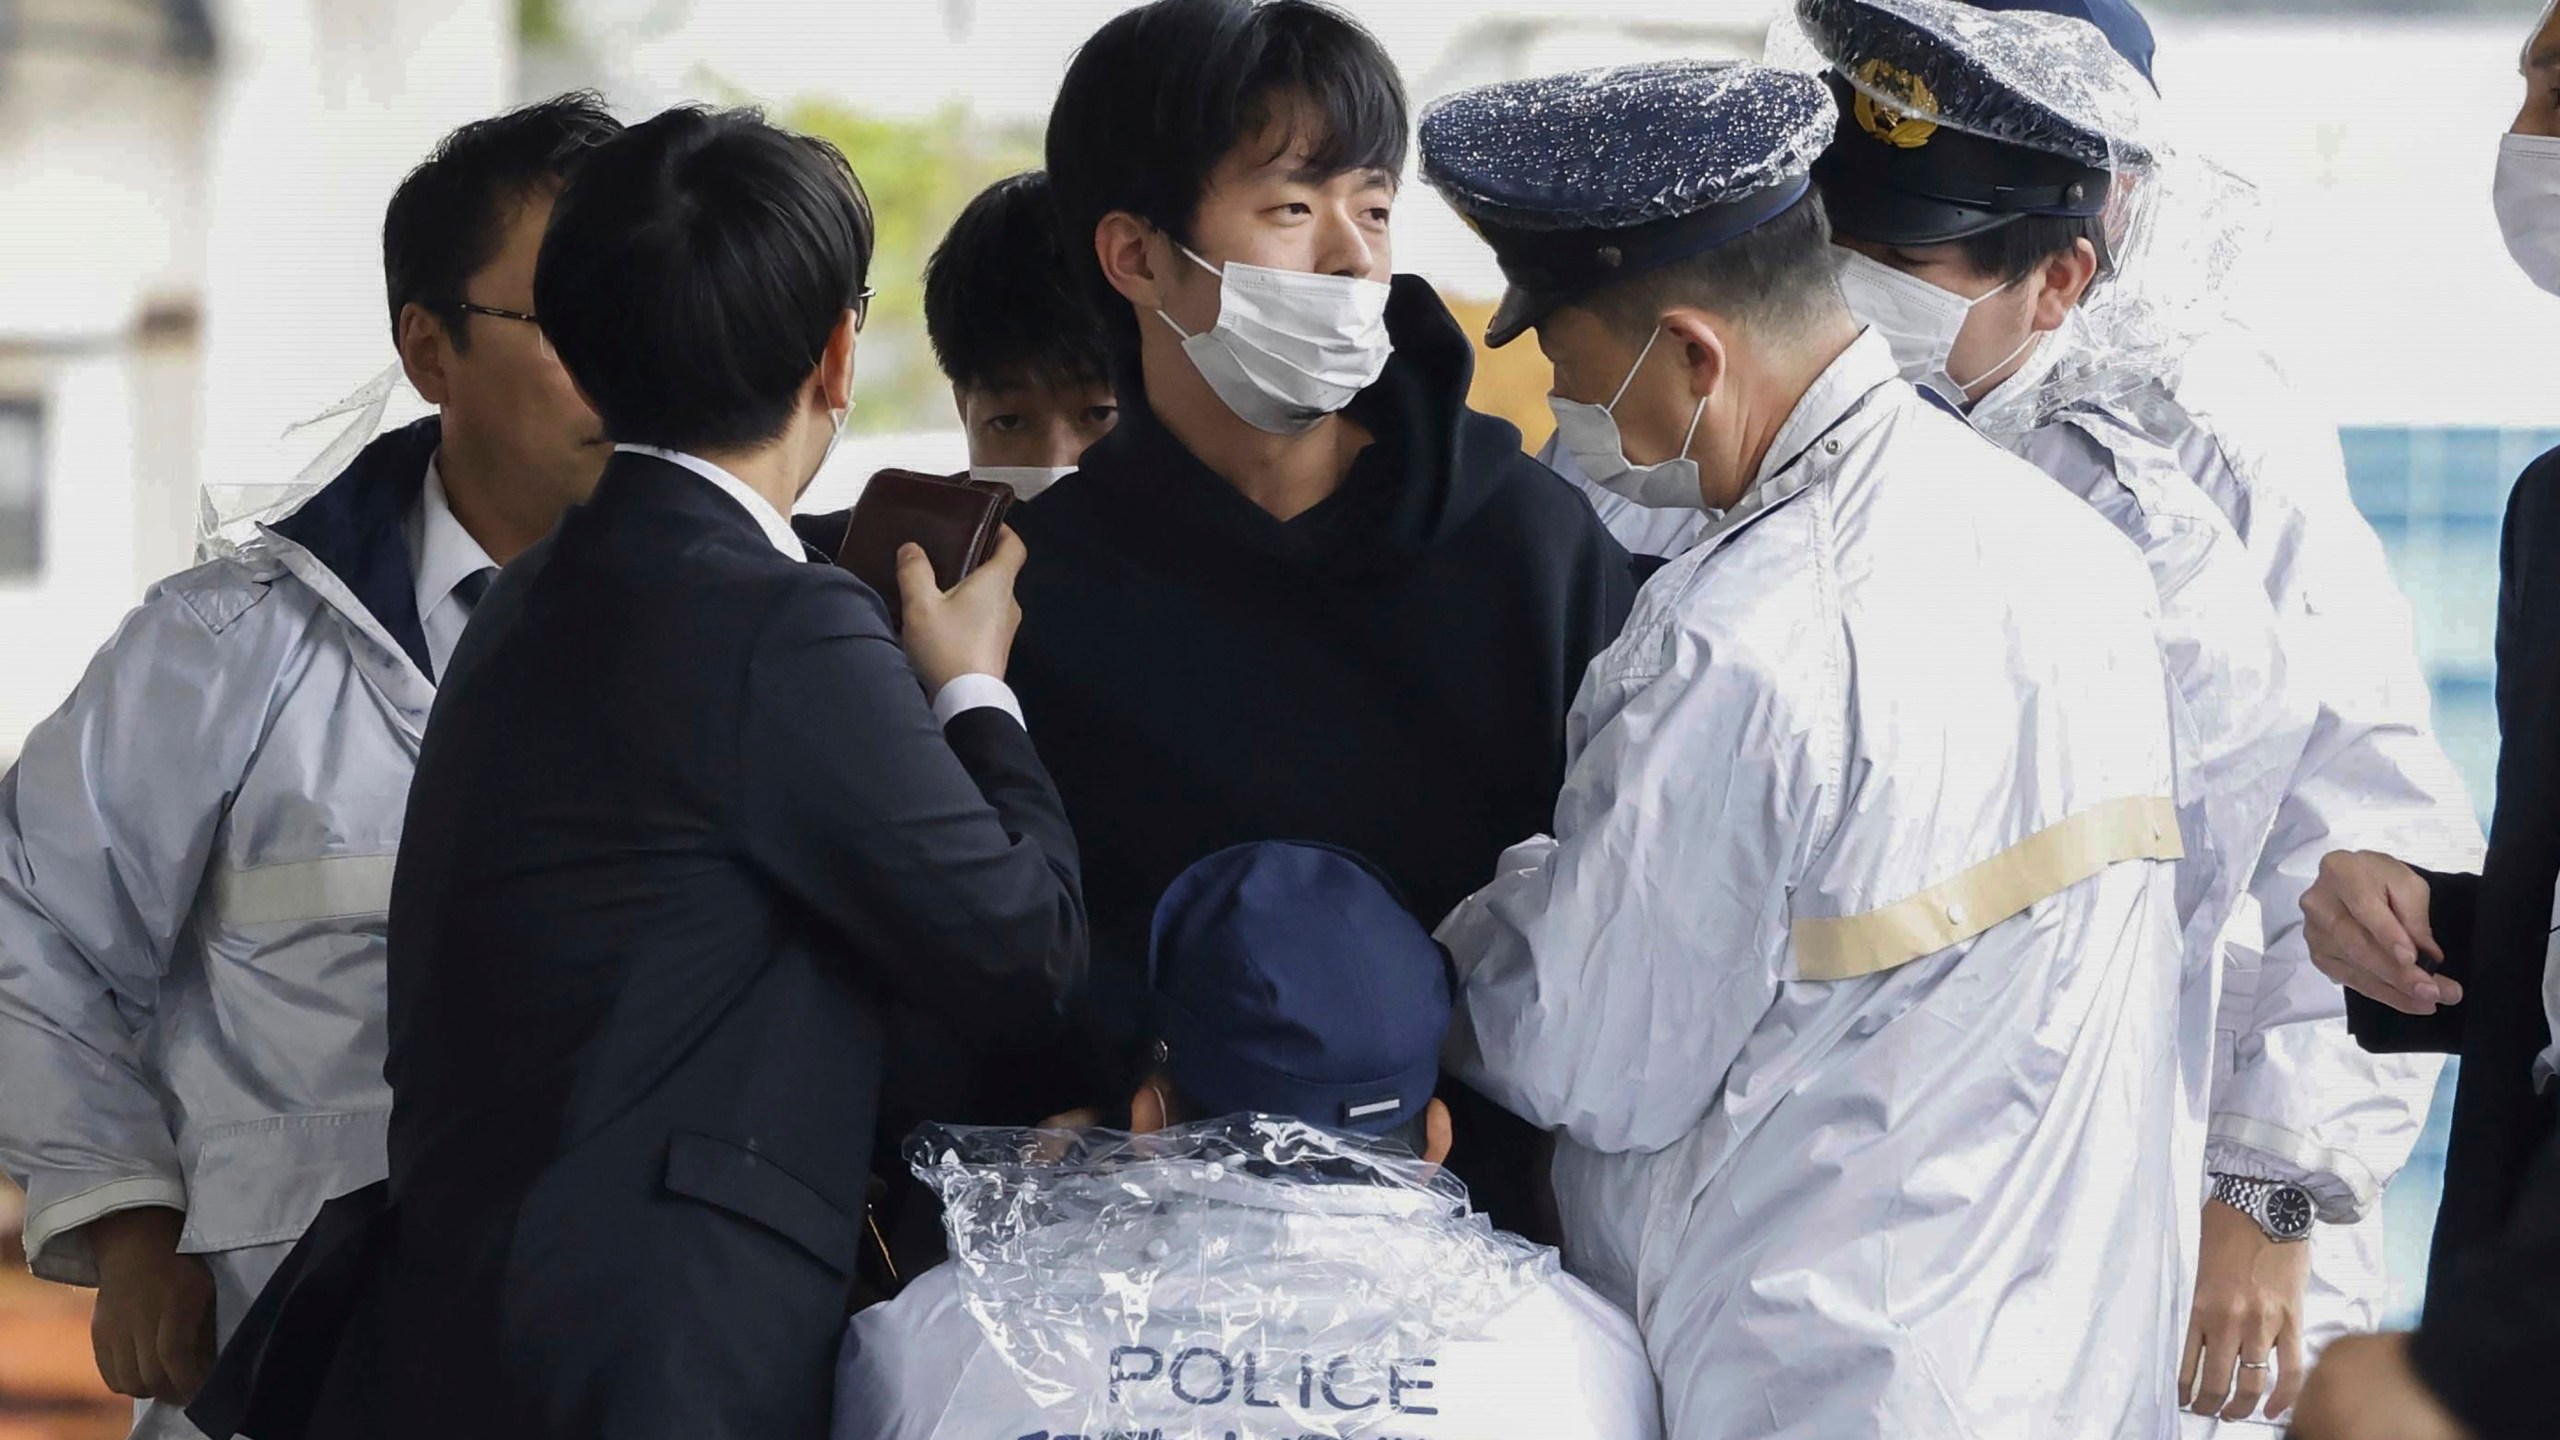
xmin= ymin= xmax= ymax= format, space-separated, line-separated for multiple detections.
xmin=2347 ymin=446 xmax=2560 ymax=1437
xmin=208 ymin=453 xmax=1085 ymax=1440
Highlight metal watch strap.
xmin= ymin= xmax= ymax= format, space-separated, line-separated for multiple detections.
xmin=2212 ymin=1173 xmax=2314 ymax=1242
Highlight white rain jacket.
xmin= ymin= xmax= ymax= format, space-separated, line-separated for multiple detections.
xmin=1445 ymin=334 xmax=2190 ymax=1439
xmin=1557 ymin=331 xmax=2480 ymax=1394
xmin=2114 ymin=344 xmax=2476 ymax=1413
xmin=834 ymin=1119 xmax=1662 ymax=1439
xmin=0 ymin=421 xmax=445 ymax=1352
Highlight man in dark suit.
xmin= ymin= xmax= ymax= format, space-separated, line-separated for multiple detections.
xmin=2285 ymin=448 xmax=2560 ymax=1440
xmin=2282 ymin=19 xmax=2560 ymax=1438
xmin=194 ymin=107 xmax=1086 ymax=1440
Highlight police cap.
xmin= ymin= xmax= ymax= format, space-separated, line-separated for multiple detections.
xmin=1420 ymin=59 xmax=1836 ymax=348
xmin=1799 ymin=0 xmax=2153 ymax=247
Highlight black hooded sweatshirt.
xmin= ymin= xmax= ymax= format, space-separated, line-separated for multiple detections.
xmin=1000 ymin=277 xmax=1637 ymax=1231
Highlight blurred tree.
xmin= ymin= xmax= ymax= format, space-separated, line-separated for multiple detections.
xmin=517 ymin=0 xmax=570 ymax=46
xmin=786 ymin=100 xmax=1042 ymax=432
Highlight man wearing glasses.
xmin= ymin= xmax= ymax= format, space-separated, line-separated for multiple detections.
xmin=0 ymin=95 xmax=620 ymax=1436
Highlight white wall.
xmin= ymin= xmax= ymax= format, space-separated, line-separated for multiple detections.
xmin=198 ymin=0 xmax=513 ymax=492
xmin=2157 ymin=18 xmax=2560 ymax=429
xmin=0 ymin=0 xmax=515 ymax=760
xmin=0 ymin=2 xmax=213 ymax=758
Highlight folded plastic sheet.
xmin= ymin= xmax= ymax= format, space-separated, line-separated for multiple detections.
xmin=197 ymin=362 xmax=408 ymax=561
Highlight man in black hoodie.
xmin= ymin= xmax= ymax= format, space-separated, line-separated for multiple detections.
xmin=1005 ymin=0 xmax=1636 ymax=1232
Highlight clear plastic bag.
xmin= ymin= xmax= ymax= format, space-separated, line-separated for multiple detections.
xmin=197 ymin=363 xmax=411 ymax=561
xmin=909 ymin=1115 xmax=1556 ymax=1436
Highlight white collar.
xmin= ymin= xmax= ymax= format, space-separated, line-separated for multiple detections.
xmin=1752 ymin=327 xmax=1904 ymax=489
xmin=413 ymin=455 xmax=499 ymax=619
xmin=1668 ymin=329 xmax=1901 ymax=560
xmin=614 ymin=444 xmax=806 ymax=561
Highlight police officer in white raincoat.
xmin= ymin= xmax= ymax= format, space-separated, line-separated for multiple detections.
xmin=1420 ymin=59 xmax=2189 ymax=1439
xmin=1794 ymin=1 xmax=2484 ymax=1428
xmin=0 ymin=98 xmax=619 ymax=1436
xmin=834 ymin=842 xmax=1661 ymax=1439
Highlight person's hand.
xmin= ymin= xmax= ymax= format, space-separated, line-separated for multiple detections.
xmin=897 ymin=527 xmax=1026 ymax=695
xmin=2519 ymin=2 xmax=2560 ymax=137
xmin=85 ymin=1206 xmax=214 ymax=1403
xmin=2287 ymin=1332 xmax=2472 ymax=1440
xmin=2181 ymin=1199 xmax=2311 ymax=1421
xmin=2300 ymin=850 xmax=2459 ymax=1015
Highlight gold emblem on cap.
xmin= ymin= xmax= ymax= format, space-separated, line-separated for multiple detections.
xmin=1852 ymin=58 xmax=1939 ymax=149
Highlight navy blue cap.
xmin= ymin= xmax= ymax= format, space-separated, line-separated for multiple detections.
xmin=1420 ymin=60 xmax=1836 ymax=348
xmin=1969 ymin=0 xmax=2156 ymax=88
xmin=1800 ymin=0 xmax=2154 ymax=246
xmin=1145 ymin=842 xmax=1452 ymax=1137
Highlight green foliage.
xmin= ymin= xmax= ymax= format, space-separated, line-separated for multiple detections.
xmin=786 ymin=100 xmax=1045 ymax=432
xmin=516 ymin=0 xmax=571 ymax=47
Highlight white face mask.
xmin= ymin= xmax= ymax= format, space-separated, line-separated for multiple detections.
xmin=805 ymin=401 xmax=852 ymax=499
xmin=2495 ymin=133 xmax=2560 ymax=297
xmin=1547 ymin=327 xmax=1710 ymax=511
xmin=971 ymin=464 xmax=1074 ymax=500
xmin=1157 ymin=246 xmax=1393 ymax=435
xmin=1834 ymin=250 xmax=2040 ymax=409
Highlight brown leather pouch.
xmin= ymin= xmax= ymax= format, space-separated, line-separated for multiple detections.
xmin=831 ymin=468 xmax=1014 ymax=623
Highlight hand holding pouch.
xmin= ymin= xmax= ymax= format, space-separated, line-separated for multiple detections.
xmin=831 ymin=469 xmax=1015 ymax=624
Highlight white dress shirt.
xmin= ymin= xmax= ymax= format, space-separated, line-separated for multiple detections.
xmin=613 ymin=444 xmax=1021 ymax=728
xmin=406 ymin=457 xmax=500 ymax=681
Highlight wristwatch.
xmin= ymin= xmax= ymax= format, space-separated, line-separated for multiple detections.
xmin=2212 ymin=1173 xmax=2315 ymax=1242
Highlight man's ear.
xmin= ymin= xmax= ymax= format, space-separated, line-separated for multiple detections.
xmin=1129 ymin=1079 xmax=1169 ymax=1136
xmin=2032 ymin=238 xmax=2102 ymax=332
xmin=1096 ymin=211 xmax=1166 ymax=312
xmin=397 ymin=302 xmax=453 ymax=406
xmin=814 ymin=308 xmax=859 ymax=414
xmin=1420 ymin=1098 xmax=1453 ymax=1168
xmin=1661 ymin=309 xmax=1731 ymax=404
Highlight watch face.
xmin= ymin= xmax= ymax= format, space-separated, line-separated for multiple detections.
xmin=2266 ymin=1186 xmax=2315 ymax=1239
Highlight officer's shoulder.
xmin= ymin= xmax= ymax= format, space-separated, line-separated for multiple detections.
xmin=1478 ymin=1266 xmax=1656 ymax=1396
xmin=2031 ymin=405 xmax=2226 ymax=525
xmin=141 ymin=550 xmax=296 ymax=640
xmin=1869 ymin=403 xmax=2155 ymax=590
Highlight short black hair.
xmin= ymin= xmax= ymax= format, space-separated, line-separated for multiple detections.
xmin=1952 ymin=212 xmax=2113 ymax=288
xmin=535 ymin=106 xmax=875 ymax=454
xmin=382 ymin=92 xmax=622 ymax=349
xmin=923 ymin=172 xmax=1112 ymax=395
xmin=1046 ymin=0 xmax=1408 ymax=351
xmin=1576 ymin=190 xmax=1849 ymax=342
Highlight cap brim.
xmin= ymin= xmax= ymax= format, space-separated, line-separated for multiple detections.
xmin=1818 ymin=178 xmax=2020 ymax=249
xmin=1484 ymin=285 xmax=1550 ymax=349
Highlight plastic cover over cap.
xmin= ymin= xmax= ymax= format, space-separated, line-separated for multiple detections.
xmin=1796 ymin=0 xmax=2155 ymax=170
xmin=1968 ymin=0 xmax=2157 ymax=88
xmin=1420 ymin=60 xmax=1836 ymax=345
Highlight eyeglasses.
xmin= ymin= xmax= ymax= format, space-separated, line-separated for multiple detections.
xmin=854 ymin=287 xmax=876 ymax=334
xmin=458 ymin=302 xmax=554 ymax=359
